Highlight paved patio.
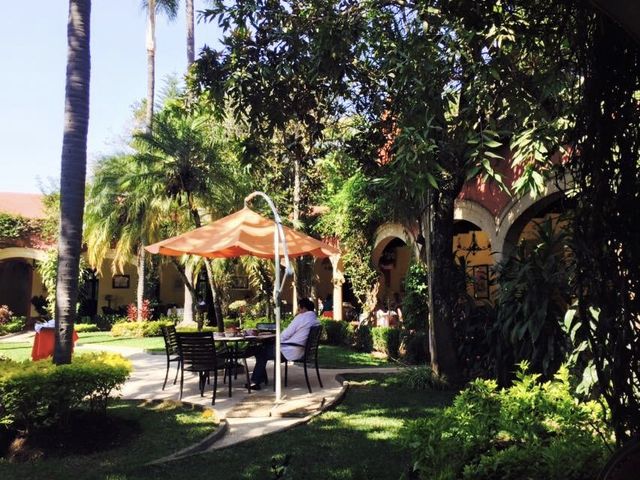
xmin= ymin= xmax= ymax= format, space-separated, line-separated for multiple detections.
xmin=0 ymin=332 xmax=399 ymax=455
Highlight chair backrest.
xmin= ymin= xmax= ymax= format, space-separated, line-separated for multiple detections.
xmin=161 ymin=325 xmax=179 ymax=356
xmin=303 ymin=325 xmax=323 ymax=363
xmin=256 ymin=322 xmax=276 ymax=332
xmin=176 ymin=331 xmax=218 ymax=371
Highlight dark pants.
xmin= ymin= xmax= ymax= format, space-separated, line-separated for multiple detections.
xmin=250 ymin=342 xmax=276 ymax=385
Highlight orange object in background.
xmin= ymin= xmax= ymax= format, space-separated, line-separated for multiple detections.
xmin=31 ymin=328 xmax=79 ymax=361
xmin=322 ymin=311 xmax=333 ymax=318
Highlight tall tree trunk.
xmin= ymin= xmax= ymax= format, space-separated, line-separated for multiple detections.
xmin=426 ymin=183 xmax=462 ymax=382
xmin=186 ymin=0 xmax=194 ymax=66
xmin=54 ymin=0 xmax=91 ymax=365
xmin=182 ymin=263 xmax=195 ymax=324
xmin=137 ymin=245 xmax=145 ymax=321
xmin=145 ymin=0 xmax=156 ymax=131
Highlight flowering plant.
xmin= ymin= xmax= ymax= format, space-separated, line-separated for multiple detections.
xmin=126 ymin=299 xmax=152 ymax=322
xmin=0 ymin=305 xmax=13 ymax=325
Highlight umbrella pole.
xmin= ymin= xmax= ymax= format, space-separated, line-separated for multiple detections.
xmin=245 ymin=191 xmax=292 ymax=403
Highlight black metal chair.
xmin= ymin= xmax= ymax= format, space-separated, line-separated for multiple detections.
xmin=274 ymin=325 xmax=323 ymax=393
xmin=160 ymin=325 xmax=181 ymax=390
xmin=176 ymin=331 xmax=224 ymax=405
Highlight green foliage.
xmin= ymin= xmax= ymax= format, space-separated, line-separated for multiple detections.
xmin=371 ymin=327 xmax=400 ymax=358
xmin=74 ymin=323 xmax=100 ymax=333
xmin=0 ymin=213 xmax=34 ymax=240
xmin=111 ymin=320 xmax=175 ymax=338
xmin=0 ymin=352 xmax=131 ymax=431
xmin=317 ymin=170 xmax=384 ymax=311
xmin=403 ymin=364 xmax=611 ymax=480
xmin=353 ymin=325 xmax=373 ymax=353
xmin=1 ymin=317 xmax=26 ymax=334
xmin=491 ymin=218 xmax=572 ymax=380
xmin=402 ymin=263 xmax=429 ymax=331
xmin=320 ymin=319 xmax=353 ymax=346
xmin=36 ymin=249 xmax=88 ymax=318
xmin=400 ymin=330 xmax=429 ymax=365
xmin=397 ymin=366 xmax=449 ymax=391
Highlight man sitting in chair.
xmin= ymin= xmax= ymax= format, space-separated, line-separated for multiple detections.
xmin=248 ymin=298 xmax=320 ymax=390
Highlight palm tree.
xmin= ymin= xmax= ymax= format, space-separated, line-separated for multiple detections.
xmin=84 ymin=154 xmax=171 ymax=321
xmin=54 ymin=0 xmax=91 ymax=365
xmin=143 ymin=0 xmax=179 ymax=129
xmin=186 ymin=0 xmax=194 ymax=66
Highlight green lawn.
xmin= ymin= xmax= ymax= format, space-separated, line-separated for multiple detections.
xmin=0 ymin=400 xmax=218 ymax=480
xmin=124 ymin=373 xmax=454 ymax=480
xmin=0 ymin=373 xmax=451 ymax=480
xmin=0 ymin=332 xmax=392 ymax=368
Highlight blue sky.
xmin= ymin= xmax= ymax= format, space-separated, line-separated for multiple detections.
xmin=0 ymin=1 xmax=222 ymax=194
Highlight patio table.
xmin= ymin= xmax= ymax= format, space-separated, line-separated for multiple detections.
xmin=214 ymin=332 xmax=275 ymax=397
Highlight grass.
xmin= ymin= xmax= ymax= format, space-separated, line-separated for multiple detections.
xmin=0 ymin=400 xmax=218 ymax=480
xmin=1 ymin=373 xmax=453 ymax=479
xmin=127 ymin=373 xmax=455 ymax=479
xmin=0 ymin=332 xmax=393 ymax=368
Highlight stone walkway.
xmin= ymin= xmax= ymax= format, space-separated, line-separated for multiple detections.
xmin=1 ymin=331 xmax=400 ymax=455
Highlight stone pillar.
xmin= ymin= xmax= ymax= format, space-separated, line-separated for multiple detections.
xmin=331 ymin=255 xmax=345 ymax=321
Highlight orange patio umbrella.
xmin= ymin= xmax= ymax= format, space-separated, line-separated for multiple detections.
xmin=145 ymin=192 xmax=339 ymax=402
xmin=145 ymin=206 xmax=339 ymax=259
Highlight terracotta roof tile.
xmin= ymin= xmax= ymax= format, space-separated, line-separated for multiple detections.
xmin=0 ymin=192 xmax=46 ymax=219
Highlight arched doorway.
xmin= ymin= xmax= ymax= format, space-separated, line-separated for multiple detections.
xmin=453 ymin=220 xmax=495 ymax=301
xmin=0 ymin=258 xmax=33 ymax=317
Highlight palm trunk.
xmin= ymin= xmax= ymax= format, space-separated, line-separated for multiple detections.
xmin=137 ymin=245 xmax=145 ymax=321
xmin=145 ymin=0 xmax=156 ymax=131
xmin=54 ymin=0 xmax=91 ymax=365
xmin=186 ymin=0 xmax=194 ymax=66
xmin=182 ymin=263 xmax=195 ymax=324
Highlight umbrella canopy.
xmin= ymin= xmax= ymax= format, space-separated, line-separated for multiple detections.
xmin=145 ymin=207 xmax=339 ymax=259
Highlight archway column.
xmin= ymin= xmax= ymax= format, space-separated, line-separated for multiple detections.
xmin=330 ymin=255 xmax=345 ymax=320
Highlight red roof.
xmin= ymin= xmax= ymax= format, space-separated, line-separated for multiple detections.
xmin=0 ymin=192 xmax=46 ymax=219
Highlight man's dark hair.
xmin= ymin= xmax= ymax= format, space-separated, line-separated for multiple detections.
xmin=298 ymin=298 xmax=315 ymax=312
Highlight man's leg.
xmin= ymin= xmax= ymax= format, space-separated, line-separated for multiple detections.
xmin=250 ymin=343 xmax=275 ymax=385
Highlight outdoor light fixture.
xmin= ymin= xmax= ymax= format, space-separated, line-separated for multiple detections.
xmin=456 ymin=231 xmax=491 ymax=256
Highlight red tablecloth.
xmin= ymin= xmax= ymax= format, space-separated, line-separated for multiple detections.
xmin=31 ymin=328 xmax=79 ymax=361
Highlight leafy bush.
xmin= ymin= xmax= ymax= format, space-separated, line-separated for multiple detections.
xmin=402 ymin=263 xmax=429 ymax=331
xmin=397 ymin=365 xmax=448 ymax=390
xmin=353 ymin=324 xmax=373 ymax=353
xmin=491 ymin=219 xmax=572 ymax=381
xmin=74 ymin=323 xmax=100 ymax=333
xmin=400 ymin=330 xmax=429 ymax=364
xmin=372 ymin=327 xmax=400 ymax=358
xmin=321 ymin=319 xmax=353 ymax=346
xmin=3 ymin=317 xmax=26 ymax=334
xmin=111 ymin=320 xmax=174 ymax=337
xmin=0 ymin=352 xmax=131 ymax=431
xmin=403 ymin=364 xmax=611 ymax=480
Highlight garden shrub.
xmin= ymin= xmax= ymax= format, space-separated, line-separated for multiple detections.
xmin=0 ymin=316 xmax=26 ymax=334
xmin=0 ymin=352 xmax=132 ymax=431
xmin=402 ymin=364 xmax=611 ymax=480
xmin=111 ymin=320 xmax=174 ymax=337
xmin=321 ymin=319 xmax=353 ymax=346
xmin=372 ymin=327 xmax=400 ymax=358
xmin=400 ymin=330 xmax=429 ymax=364
xmin=74 ymin=323 xmax=99 ymax=333
xmin=398 ymin=365 xmax=448 ymax=391
xmin=353 ymin=324 xmax=373 ymax=353
xmin=402 ymin=263 xmax=429 ymax=331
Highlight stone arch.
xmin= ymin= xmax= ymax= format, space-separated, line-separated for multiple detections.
xmin=0 ymin=247 xmax=48 ymax=262
xmin=372 ymin=222 xmax=419 ymax=260
xmin=454 ymin=198 xmax=498 ymax=258
xmin=496 ymin=178 xmax=569 ymax=259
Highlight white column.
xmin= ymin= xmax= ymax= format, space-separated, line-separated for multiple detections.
xmin=331 ymin=255 xmax=344 ymax=321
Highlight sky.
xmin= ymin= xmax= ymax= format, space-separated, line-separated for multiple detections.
xmin=0 ymin=1 xmax=222 ymax=194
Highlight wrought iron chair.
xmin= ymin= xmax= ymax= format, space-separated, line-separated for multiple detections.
xmin=176 ymin=331 xmax=224 ymax=405
xmin=160 ymin=325 xmax=181 ymax=390
xmin=274 ymin=325 xmax=323 ymax=393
